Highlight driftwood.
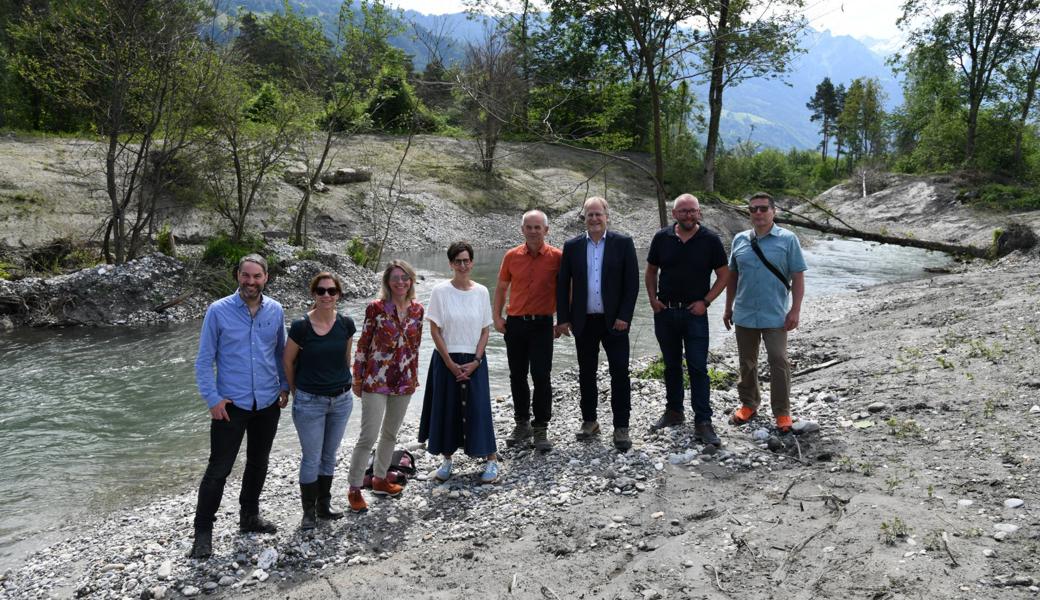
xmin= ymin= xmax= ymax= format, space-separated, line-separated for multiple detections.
xmin=152 ymin=290 xmax=195 ymax=313
xmin=712 ymin=201 xmax=992 ymax=258
xmin=792 ymin=358 xmax=844 ymax=377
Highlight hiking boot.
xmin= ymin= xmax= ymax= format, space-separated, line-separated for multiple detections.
xmin=650 ymin=409 xmax=684 ymax=431
xmin=480 ymin=461 xmax=500 ymax=484
xmin=575 ymin=421 xmax=600 ymax=440
xmin=299 ymin=481 xmax=318 ymax=531
xmin=434 ymin=458 xmax=453 ymax=482
xmin=505 ymin=421 xmax=533 ymax=448
xmin=730 ymin=406 xmax=757 ymax=425
xmin=532 ymin=426 xmax=553 ymax=452
xmin=694 ymin=421 xmax=721 ymax=447
xmin=776 ymin=415 xmax=793 ymax=434
xmin=613 ymin=427 xmax=632 ymax=451
xmin=239 ymin=514 xmax=277 ymax=534
xmin=347 ymin=488 xmax=368 ymax=514
xmin=187 ymin=529 xmax=212 ymax=559
xmin=371 ymin=476 xmax=404 ymax=497
xmin=316 ymin=475 xmax=343 ymax=520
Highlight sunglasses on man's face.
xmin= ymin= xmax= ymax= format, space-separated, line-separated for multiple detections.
xmin=314 ymin=286 xmax=339 ymax=296
xmin=748 ymin=205 xmax=772 ymax=213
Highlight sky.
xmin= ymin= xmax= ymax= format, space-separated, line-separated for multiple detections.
xmin=387 ymin=0 xmax=907 ymax=43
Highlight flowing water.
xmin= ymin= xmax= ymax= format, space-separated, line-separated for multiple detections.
xmin=0 ymin=233 xmax=951 ymax=568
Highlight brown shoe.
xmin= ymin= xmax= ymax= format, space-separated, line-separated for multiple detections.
xmin=347 ymin=489 xmax=367 ymax=513
xmin=371 ymin=476 xmax=403 ymax=498
xmin=694 ymin=422 xmax=721 ymax=447
xmin=650 ymin=409 xmax=685 ymax=431
xmin=532 ymin=426 xmax=553 ymax=452
xmin=506 ymin=421 xmax=533 ymax=448
xmin=575 ymin=421 xmax=600 ymax=440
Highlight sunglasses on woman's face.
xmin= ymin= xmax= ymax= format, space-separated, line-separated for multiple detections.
xmin=314 ymin=286 xmax=339 ymax=296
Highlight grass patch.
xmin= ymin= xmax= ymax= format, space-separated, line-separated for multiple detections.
xmin=636 ymin=355 xmax=736 ymax=390
xmin=963 ymin=183 xmax=1040 ymax=211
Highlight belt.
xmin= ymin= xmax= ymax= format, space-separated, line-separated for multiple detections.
xmin=508 ymin=314 xmax=553 ymax=322
xmin=662 ymin=301 xmax=690 ymax=309
xmin=303 ymin=385 xmax=351 ymax=398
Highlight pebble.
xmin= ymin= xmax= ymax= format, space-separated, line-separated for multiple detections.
xmin=752 ymin=429 xmax=769 ymax=441
xmin=252 ymin=569 xmax=269 ymax=582
xmin=642 ymin=590 xmax=662 ymax=600
xmin=202 ymin=582 xmax=218 ymax=592
xmin=816 ymin=391 xmax=837 ymax=403
xmin=150 ymin=564 xmax=173 ymax=585
xmin=651 ymin=512 xmax=664 ymax=519
xmin=792 ymin=420 xmax=820 ymax=434
xmin=387 ymin=516 xmax=400 ymax=524
xmin=1004 ymin=498 xmax=1024 ymax=509
xmin=983 ymin=548 xmax=996 ymax=557
xmin=257 ymin=548 xmax=278 ymax=570
xmin=866 ymin=401 xmax=888 ymax=413
xmin=1029 ymin=405 xmax=1040 ymax=414
xmin=994 ymin=523 xmax=1020 ymax=534
xmin=218 ymin=576 xmax=236 ymax=586
xmin=101 ymin=563 xmax=126 ymax=572
xmin=612 ymin=515 xmax=626 ymax=523
xmin=150 ymin=586 xmax=167 ymax=599
xmin=181 ymin=585 xmax=200 ymax=597
xmin=957 ymin=499 xmax=974 ymax=508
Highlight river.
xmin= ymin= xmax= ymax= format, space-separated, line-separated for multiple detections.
xmin=0 ymin=234 xmax=951 ymax=569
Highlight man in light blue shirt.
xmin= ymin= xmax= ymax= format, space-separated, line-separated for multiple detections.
xmin=189 ymin=254 xmax=289 ymax=559
xmin=724 ymin=192 xmax=806 ymax=433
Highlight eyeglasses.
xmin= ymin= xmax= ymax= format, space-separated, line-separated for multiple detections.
xmin=388 ymin=275 xmax=411 ymax=283
xmin=452 ymin=258 xmax=473 ymax=266
xmin=748 ymin=205 xmax=773 ymax=213
xmin=674 ymin=208 xmax=700 ymax=215
xmin=314 ymin=286 xmax=339 ymax=296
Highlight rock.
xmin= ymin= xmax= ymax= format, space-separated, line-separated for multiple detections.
xmin=252 ymin=569 xmax=269 ymax=582
xmin=651 ymin=512 xmax=664 ymax=519
xmin=155 ymin=560 xmax=172 ymax=579
xmin=181 ymin=586 xmax=200 ymax=597
xmin=957 ymin=499 xmax=974 ymax=508
xmin=983 ymin=548 xmax=996 ymax=557
xmin=792 ymin=420 xmax=820 ymax=434
xmin=321 ymin=168 xmax=372 ymax=185
xmin=866 ymin=401 xmax=889 ymax=413
xmin=994 ymin=531 xmax=1009 ymax=541
xmin=387 ymin=516 xmax=400 ymax=524
xmin=752 ymin=428 xmax=770 ymax=441
xmin=816 ymin=391 xmax=837 ymax=403
xmin=766 ymin=436 xmax=784 ymax=451
xmin=202 ymin=582 xmax=218 ymax=592
xmin=257 ymin=548 xmax=278 ymax=570
xmin=642 ymin=590 xmax=662 ymax=600
xmin=149 ymin=586 xmax=167 ymax=600
xmin=100 ymin=563 xmax=125 ymax=572
xmin=217 ymin=576 xmax=236 ymax=586
xmin=1030 ymin=405 xmax=1040 ymax=414
xmin=1004 ymin=498 xmax=1025 ymax=509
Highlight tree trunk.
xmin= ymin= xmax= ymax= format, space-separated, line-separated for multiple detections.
xmin=647 ymin=63 xmax=667 ymax=227
xmin=1014 ymin=48 xmax=1040 ymax=170
xmin=105 ymin=132 xmax=124 ymax=264
xmin=701 ymin=0 xmax=730 ymax=195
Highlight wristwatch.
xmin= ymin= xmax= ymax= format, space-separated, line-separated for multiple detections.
xmin=702 ymin=298 xmax=712 ymax=308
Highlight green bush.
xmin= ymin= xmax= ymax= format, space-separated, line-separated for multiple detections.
xmin=347 ymin=237 xmax=376 ymax=269
xmin=202 ymin=234 xmax=267 ymax=268
xmin=157 ymin=224 xmax=175 ymax=257
xmin=0 ymin=261 xmax=12 ymax=280
xmin=967 ymin=184 xmax=1040 ymax=211
xmin=636 ymin=355 xmax=736 ymax=390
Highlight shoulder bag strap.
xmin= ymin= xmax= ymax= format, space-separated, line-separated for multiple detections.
xmin=750 ymin=236 xmax=791 ymax=291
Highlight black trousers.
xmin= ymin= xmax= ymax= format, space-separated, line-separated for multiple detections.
xmin=575 ymin=314 xmax=631 ymax=428
xmin=504 ymin=316 xmax=554 ymax=427
xmin=193 ymin=401 xmax=281 ymax=531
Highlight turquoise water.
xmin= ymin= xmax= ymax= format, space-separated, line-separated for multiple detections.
xmin=0 ymin=235 xmax=951 ymax=568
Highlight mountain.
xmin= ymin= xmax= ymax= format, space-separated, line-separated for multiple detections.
xmin=229 ymin=2 xmax=902 ymax=151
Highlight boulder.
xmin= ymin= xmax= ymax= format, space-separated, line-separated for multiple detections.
xmin=321 ymin=168 xmax=372 ymax=185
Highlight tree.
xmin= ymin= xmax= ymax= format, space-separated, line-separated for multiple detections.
xmin=234 ymin=1 xmax=332 ymax=90
xmin=836 ymin=77 xmax=886 ymax=169
xmin=807 ymin=77 xmax=839 ymax=162
xmin=12 ymin=0 xmax=208 ymax=264
xmin=459 ymin=24 xmax=525 ymax=173
xmin=698 ymin=0 xmax=806 ymax=193
xmin=899 ymin=0 xmax=1040 ymax=165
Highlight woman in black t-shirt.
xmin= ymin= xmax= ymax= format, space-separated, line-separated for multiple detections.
xmin=283 ymin=272 xmax=356 ymax=530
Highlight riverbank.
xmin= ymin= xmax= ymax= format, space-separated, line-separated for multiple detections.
xmin=3 ymin=248 xmax=1038 ymax=599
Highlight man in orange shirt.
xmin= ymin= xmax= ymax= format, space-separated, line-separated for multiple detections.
xmin=493 ymin=209 xmax=563 ymax=452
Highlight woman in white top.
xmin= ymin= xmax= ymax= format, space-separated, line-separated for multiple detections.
xmin=418 ymin=241 xmax=499 ymax=483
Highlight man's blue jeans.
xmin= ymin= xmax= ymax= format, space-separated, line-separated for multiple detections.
xmin=653 ymin=308 xmax=711 ymax=423
xmin=292 ymin=389 xmax=353 ymax=484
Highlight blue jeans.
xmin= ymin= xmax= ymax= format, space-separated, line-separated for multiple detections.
xmin=653 ymin=309 xmax=711 ymax=422
xmin=292 ymin=389 xmax=353 ymax=484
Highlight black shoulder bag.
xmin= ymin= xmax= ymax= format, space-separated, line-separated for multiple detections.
xmin=749 ymin=237 xmax=790 ymax=292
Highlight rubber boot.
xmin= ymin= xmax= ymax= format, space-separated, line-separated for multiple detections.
xmin=299 ymin=481 xmax=318 ymax=531
xmin=316 ymin=474 xmax=344 ymax=520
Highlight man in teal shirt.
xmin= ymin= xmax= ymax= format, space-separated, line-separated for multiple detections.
xmin=723 ymin=192 xmax=806 ymax=433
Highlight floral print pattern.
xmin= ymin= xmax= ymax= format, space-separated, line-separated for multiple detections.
xmin=352 ymin=299 xmax=424 ymax=395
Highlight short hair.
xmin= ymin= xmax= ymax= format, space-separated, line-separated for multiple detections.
xmin=309 ymin=271 xmax=342 ymax=296
xmin=748 ymin=192 xmax=775 ymax=208
xmin=582 ymin=196 xmax=609 ymax=215
xmin=521 ymin=209 xmax=549 ymax=228
xmin=238 ymin=253 xmax=268 ymax=274
xmin=672 ymin=193 xmax=699 ymax=209
xmin=447 ymin=241 xmax=474 ymax=262
xmin=380 ymin=260 xmax=417 ymax=301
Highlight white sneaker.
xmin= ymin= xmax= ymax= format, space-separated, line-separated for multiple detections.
xmin=434 ymin=458 xmax=453 ymax=482
xmin=480 ymin=461 xmax=500 ymax=484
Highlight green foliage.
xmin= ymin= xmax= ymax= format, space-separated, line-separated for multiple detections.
xmin=964 ymin=183 xmax=1040 ymax=211
xmin=294 ymin=247 xmax=318 ymax=261
xmin=201 ymin=234 xmax=266 ymax=268
xmin=885 ymin=416 xmax=924 ymax=439
xmin=157 ymin=224 xmax=175 ymax=257
xmin=367 ymin=63 xmax=432 ymax=133
xmin=347 ymin=237 xmax=376 ymax=269
xmin=878 ymin=517 xmax=912 ymax=545
xmin=636 ymin=355 xmax=735 ymax=390
xmin=0 ymin=261 xmax=13 ymax=280
xmin=234 ymin=3 xmax=332 ymax=91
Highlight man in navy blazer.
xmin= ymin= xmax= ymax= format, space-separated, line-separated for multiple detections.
xmin=556 ymin=197 xmax=639 ymax=450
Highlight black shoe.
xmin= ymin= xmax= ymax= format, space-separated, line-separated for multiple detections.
xmin=650 ymin=409 xmax=685 ymax=431
xmin=239 ymin=514 xmax=278 ymax=534
xmin=694 ymin=421 xmax=721 ymax=447
xmin=316 ymin=475 xmax=343 ymax=520
xmin=506 ymin=421 xmax=533 ymax=448
xmin=188 ymin=529 xmax=212 ymax=559
xmin=613 ymin=427 xmax=632 ymax=451
xmin=300 ymin=482 xmax=318 ymax=531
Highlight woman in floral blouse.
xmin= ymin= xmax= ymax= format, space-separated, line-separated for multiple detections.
xmin=347 ymin=260 xmax=424 ymax=512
